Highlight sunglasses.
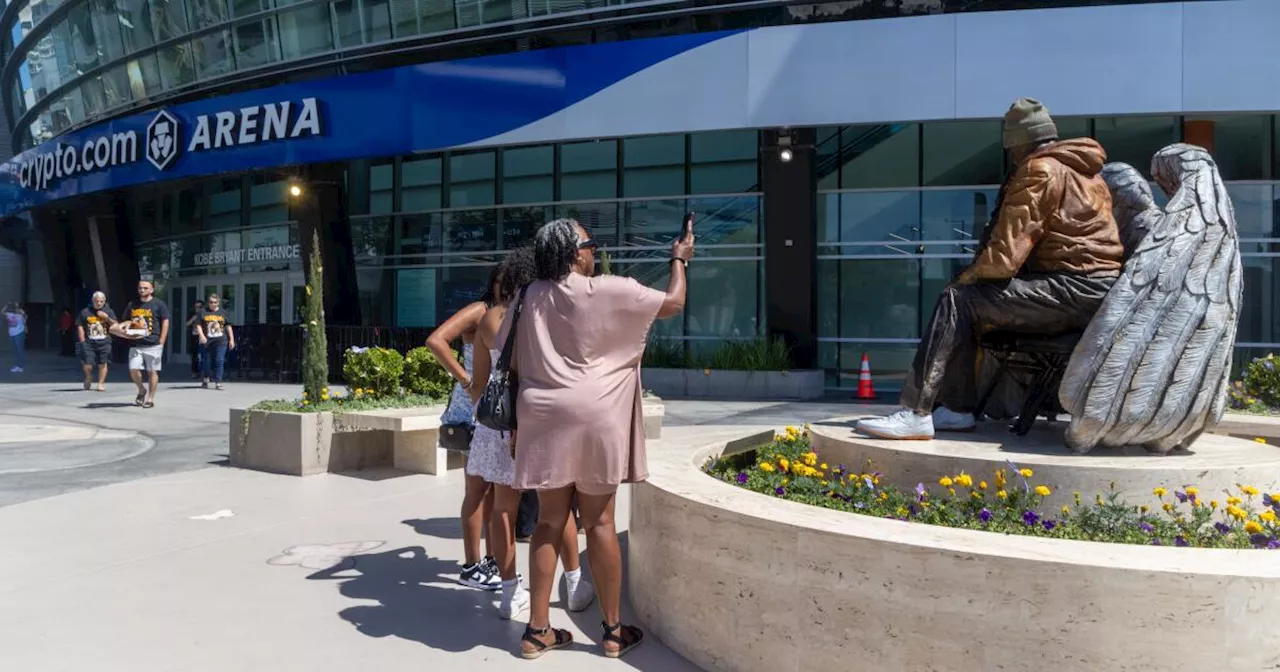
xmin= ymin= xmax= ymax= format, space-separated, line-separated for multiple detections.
xmin=578 ymin=238 xmax=599 ymax=251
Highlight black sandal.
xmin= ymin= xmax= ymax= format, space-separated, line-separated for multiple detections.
xmin=143 ymin=400 xmax=154 ymax=409
xmin=602 ymin=621 xmax=644 ymax=659
xmin=520 ymin=625 xmax=572 ymax=660
xmin=134 ymin=393 xmax=145 ymax=406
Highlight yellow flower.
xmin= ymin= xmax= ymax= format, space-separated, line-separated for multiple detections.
xmin=955 ymin=473 xmax=973 ymax=489
xmin=978 ymin=481 xmax=988 ymax=491
xmin=1140 ymin=505 xmax=1149 ymax=513
xmin=995 ymin=469 xmax=1007 ymax=489
xmin=1227 ymin=496 xmax=1243 ymax=506
xmin=971 ymin=491 xmax=983 ymax=499
xmin=1153 ymin=487 xmax=1167 ymax=497
xmin=1261 ymin=510 xmax=1277 ymax=523
xmin=1227 ymin=505 xmax=1247 ymax=521
xmin=948 ymin=488 xmax=957 ymax=497
xmin=1035 ymin=485 xmax=1052 ymax=497
xmin=759 ymin=462 xmax=775 ymax=473
xmin=803 ymin=452 xmax=818 ymax=467
xmin=996 ymin=490 xmax=1008 ymax=500
xmin=1256 ymin=438 xmax=1268 ymax=444
xmin=778 ymin=458 xmax=790 ymax=473
xmin=1273 ymin=493 xmax=1280 ymax=504
xmin=1061 ymin=505 xmax=1070 ymax=515
xmin=1162 ymin=503 xmax=1174 ymax=513
xmin=1245 ymin=520 xmax=1264 ymax=534
xmin=879 ymin=492 xmax=888 ymax=501
xmin=1184 ymin=486 xmax=1199 ymax=497
xmin=1018 ymin=468 xmax=1034 ymax=478
xmin=939 ymin=476 xmax=954 ymax=487
xmin=785 ymin=425 xmax=799 ymax=435
xmin=1240 ymin=485 xmax=1260 ymax=496
xmin=781 ymin=478 xmax=788 ymax=485
xmin=1210 ymin=500 xmax=1219 ymax=510
xmin=1074 ymin=492 xmax=1081 ymax=505
xmin=896 ymin=507 xmax=909 ymax=517
xmin=820 ymin=463 xmax=829 ymax=471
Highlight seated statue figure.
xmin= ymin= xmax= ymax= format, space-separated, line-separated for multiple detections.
xmin=858 ymin=98 xmax=1125 ymax=440
xmin=1059 ymin=144 xmax=1242 ymax=454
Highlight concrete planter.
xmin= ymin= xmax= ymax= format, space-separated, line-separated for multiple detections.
xmin=630 ymin=432 xmax=1280 ymax=672
xmin=641 ymin=368 xmax=824 ymax=401
xmin=229 ymin=409 xmax=391 ymax=476
xmin=642 ymin=396 xmax=665 ymax=440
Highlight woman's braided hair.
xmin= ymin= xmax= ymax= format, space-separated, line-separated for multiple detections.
xmin=534 ymin=218 xmax=580 ymax=282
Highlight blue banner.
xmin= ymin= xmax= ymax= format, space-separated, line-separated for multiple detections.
xmin=0 ymin=30 xmax=736 ymax=217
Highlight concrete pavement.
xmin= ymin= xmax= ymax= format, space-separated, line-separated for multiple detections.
xmin=0 ymin=348 xmax=888 ymax=670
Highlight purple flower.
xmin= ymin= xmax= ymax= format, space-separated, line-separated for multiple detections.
xmin=1150 ymin=539 xmax=1163 ymax=546
xmin=1175 ymin=536 xmax=1189 ymax=547
xmin=1264 ymin=493 xmax=1274 ymax=507
xmin=774 ymin=487 xmax=786 ymax=497
xmin=908 ymin=504 xmax=917 ymax=517
xmin=1250 ymin=534 xmax=1272 ymax=548
xmin=978 ymin=508 xmax=992 ymax=523
xmin=863 ymin=476 xmax=875 ymax=490
xmin=1022 ymin=510 xmax=1040 ymax=527
xmin=915 ymin=482 xmax=927 ymax=501
xmin=1042 ymin=519 xmax=1057 ymax=532
xmin=1174 ymin=491 xmax=1189 ymax=504
xmin=736 ymin=472 xmax=748 ymax=484
xmin=1214 ymin=522 xmax=1231 ymax=535
xmin=1140 ymin=522 xmax=1155 ymax=534
xmin=853 ymin=502 xmax=866 ymax=509
xmin=1269 ymin=540 xmax=1280 ymax=550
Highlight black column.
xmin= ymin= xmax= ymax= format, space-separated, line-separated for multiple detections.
xmin=761 ymin=128 xmax=818 ymax=369
xmin=293 ymin=163 xmax=359 ymax=325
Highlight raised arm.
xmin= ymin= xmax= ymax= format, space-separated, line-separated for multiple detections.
xmin=426 ymin=301 xmax=486 ymax=388
xmin=657 ymin=229 xmax=695 ymax=319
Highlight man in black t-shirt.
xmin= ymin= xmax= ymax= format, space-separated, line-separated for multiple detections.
xmin=113 ymin=280 xmax=171 ymax=409
xmin=77 ymin=291 xmax=117 ymax=392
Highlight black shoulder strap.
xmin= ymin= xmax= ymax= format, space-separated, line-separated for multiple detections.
xmin=495 ymin=286 xmax=527 ymax=372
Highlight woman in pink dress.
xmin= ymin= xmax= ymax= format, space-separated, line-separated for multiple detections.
xmin=505 ymin=217 xmax=694 ymax=659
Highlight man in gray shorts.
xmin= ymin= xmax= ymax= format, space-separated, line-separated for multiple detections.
xmin=116 ymin=280 xmax=171 ymax=408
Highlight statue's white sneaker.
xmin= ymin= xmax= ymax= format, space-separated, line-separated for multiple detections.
xmin=856 ymin=409 xmax=935 ymax=440
xmin=932 ymin=407 xmax=976 ymax=432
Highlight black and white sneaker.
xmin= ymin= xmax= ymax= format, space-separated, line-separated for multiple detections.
xmin=458 ymin=560 xmax=501 ymax=591
xmin=482 ymin=556 xmax=522 ymax=583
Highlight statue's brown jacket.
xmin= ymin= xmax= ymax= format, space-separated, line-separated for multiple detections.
xmin=962 ymin=138 xmax=1125 ymax=283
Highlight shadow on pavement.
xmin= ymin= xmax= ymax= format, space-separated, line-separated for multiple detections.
xmin=83 ymin=402 xmax=140 ymax=409
xmin=402 ymin=517 xmax=464 ymax=540
xmin=307 ymin=545 xmax=557 ymax=658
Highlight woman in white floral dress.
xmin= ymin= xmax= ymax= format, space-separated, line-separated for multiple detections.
xmin=426 ymin=267 xmax=503 ymax=592
xmin=471 ymin=246 xmax=595 ymax=621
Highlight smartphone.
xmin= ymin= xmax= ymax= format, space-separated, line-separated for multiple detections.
xmin=682 ymin=211 xmax=695 ymax=239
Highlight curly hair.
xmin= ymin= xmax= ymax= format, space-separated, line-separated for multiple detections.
xmin=534 ymin=218 xmax=580 ymax=282
xmin=479 ymin=263 xmax=502 ymax=307
xmin=497 ymin=245 xmax=537 ymax=303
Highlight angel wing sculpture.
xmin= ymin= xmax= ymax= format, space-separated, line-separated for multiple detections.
xmin=1059 ymin=143 xmax=1243 ymax=454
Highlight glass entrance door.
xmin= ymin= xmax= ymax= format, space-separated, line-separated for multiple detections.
xmin=166 ymin=273 xmax=301 ymax=358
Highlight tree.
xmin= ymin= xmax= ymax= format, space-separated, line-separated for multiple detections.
xmin=302 ymin=228 xmax=328 ymax=400
xmin=598 ymin=249 xmax=613 ymax=275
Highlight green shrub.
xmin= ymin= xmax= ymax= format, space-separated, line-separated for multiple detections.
xmin=1231 ymin=353 xmax=1280 ymax=412
xmin=642 ymin=335 xmax=690 ymax=368
xmin=700 ymin=337 xmax=793 ymax=371
xmin=343 ymin=346 xmax=405 ymax=398
xmin=301 ymin=229 xmax=328 ymax=402
xmin=403 ymin=346 xmax=456 ymax=401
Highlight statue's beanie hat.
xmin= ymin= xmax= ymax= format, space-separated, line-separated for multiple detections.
xmin=1003 ymin=98 xmax=1059 ymax=149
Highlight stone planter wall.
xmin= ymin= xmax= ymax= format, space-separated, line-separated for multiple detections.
xmin=641 ymin=368 xmax=824 ymax=401
xmin=629 ymin=433 xmax=1280 ymax=672
xmin=230 ymin=409 xmax=392 ymax=476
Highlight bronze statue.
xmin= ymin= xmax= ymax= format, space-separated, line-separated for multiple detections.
xmin=1060 ymin=145 xmax=1242 ymax=453
xmin=858 ymin=98 xmax=1125 ymax=441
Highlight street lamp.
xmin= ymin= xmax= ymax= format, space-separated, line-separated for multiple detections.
xmin=289 ymin=183 xmax=303 ymax=198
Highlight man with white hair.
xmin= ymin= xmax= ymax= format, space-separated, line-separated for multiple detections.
xmin=77 ymin=291 xmax=118 ymax=391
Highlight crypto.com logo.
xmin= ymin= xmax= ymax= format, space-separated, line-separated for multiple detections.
xmin=146 ymin=109 xmax=181 ymax=171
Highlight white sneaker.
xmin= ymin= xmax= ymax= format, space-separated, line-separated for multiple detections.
xmin=565 ymin=574 xmax=596 ymax=613
xmin=856 ymin=409 xmax=934 ymax=441
xmin=499 ymin=582 xmax=530 ymax=620
xmin=932 ymin=407 xmax=976 ymax=432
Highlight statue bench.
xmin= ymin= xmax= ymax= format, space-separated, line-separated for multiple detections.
xmin=974 ymin=330 xmax=1081 ymax=436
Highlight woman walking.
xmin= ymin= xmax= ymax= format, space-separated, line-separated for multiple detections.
xmin=470 ymin=246 xmax=594 ymax=621
xmin=426 ymin=270 xmax=501 ymax=591
xmin=196 ymin=293 xmax=235 ymax=389
xmin=505 ymin=218 xmax=693 ymax=660
xmin=3 ymin=302 xmax=27 ymax=373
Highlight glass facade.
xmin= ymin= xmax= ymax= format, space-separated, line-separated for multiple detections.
xmin=818 ymin=115 xmax=1280 ymax=391
xmin=2 ymin=0 xmax=1226 ymax=150
xmin=348 ymin=129 xmax=763 ymax=351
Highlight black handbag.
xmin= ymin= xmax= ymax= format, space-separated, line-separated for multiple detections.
xmin=476 ymin=286 xmax=526 ymax=432
xmin=439 ymin=389 xmax=475 ymax=453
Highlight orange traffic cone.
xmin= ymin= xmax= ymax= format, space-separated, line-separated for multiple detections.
xmin=856 ymin=353 xmax=876 ymax=400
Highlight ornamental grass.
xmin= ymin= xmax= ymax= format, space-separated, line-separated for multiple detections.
xmin=703 ymin=426 xmax=1280 ymax=550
